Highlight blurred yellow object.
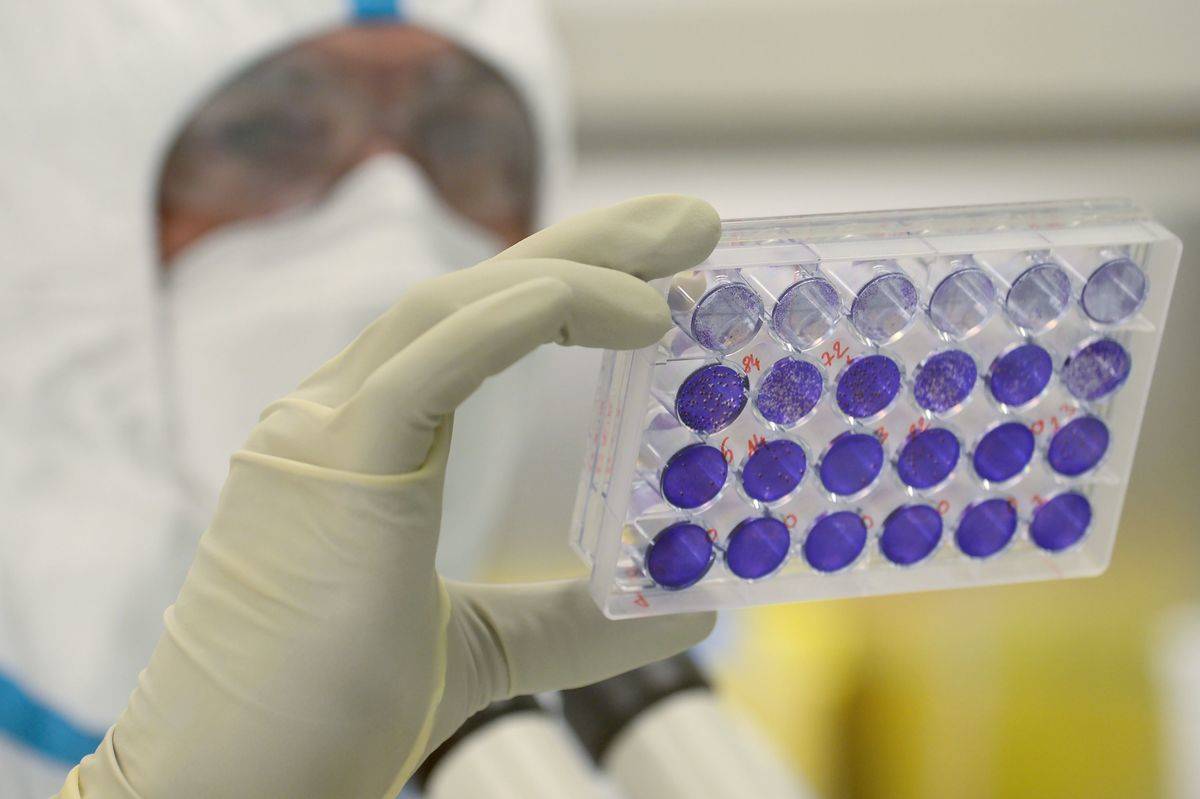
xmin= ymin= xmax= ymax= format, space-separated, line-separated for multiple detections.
xmin=720 ymin=505 xmax=1198 ymax=799
xmin=718 ymin=602 xmax=868 ymax=799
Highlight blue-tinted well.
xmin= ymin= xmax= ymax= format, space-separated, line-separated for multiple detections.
xmin=741 ymin=440 xmax=807 ymax=503
xmin=896 ymin=428 xmax=960 ymax=490
xmin=956 ymin=498 xmax=1018 ymax=558
xmin=836 ymin=354 xmax=901 ymax=419
xmin=820 ymin=432 xmax=885 ymax=496
xmin=1029 ymin=492 xmax=1092 ymax=552
xmin=661 ymin=444 xmax=728 ymax=509
xmin=1047 ymin=416 xmax=1109 ymax=476
xmin=645 ymin=522 xmax=714 ymax=589
xmin=755 ymin=358 xmax=823 ymax=426
xmin=725 ymin=517 xmax=792 ymax=579
xmin=771 ymin=278 xmax=841 ymax=350
xmin=913 ymin=350 xmax=977 ymax=413
xmin=880 ymin=504 xmax=943 ymax=565
xmin=691 ymin=283 xmax=764 ymax=353
xmin=804 ymin=512 xmax=868 ymax=572
xmin=1061 ymin=338 xmax=1131 ymax=401
xmin=928 ymin=268 xmax=997 ymax=338
xmin=1082 ymin=258 xmax=1147 ymax=325
xmin=850 ymin=273 xmax=919 ymax=343
xmin=1006 ymin=262 xmax=1071 ymax=332
xmin=675 ymin=364 xmax=748 ymax=434
xmin=973 ymin=422 xmax=1036 ymax=483
xmin=988 ymin=343 xmax=1053 ymax=407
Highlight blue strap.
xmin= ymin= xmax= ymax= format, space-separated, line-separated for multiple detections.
xmin=0 ymin=669 xmax=104 ymax=765
xmin=352 ymin=0 xmax=405 ymax=22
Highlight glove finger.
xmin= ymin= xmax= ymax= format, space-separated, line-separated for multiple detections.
xmin=289 ymin=196 xmax=717 ymax=410
xmin=492 ymin=194 xmax=720 ymax=281
xmin=289 ymin=255 xmax=677 ymax=410
xmin=448 ymin=579 xmax=716 ymax=700
xmin=317 ymin=268 xmax=667 ymax=474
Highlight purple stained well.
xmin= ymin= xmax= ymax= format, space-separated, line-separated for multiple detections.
xmin=772 ymin=277 xmax=842 ymax=350
xmin=896 ymin=427 xmax=961 ymax=490
xmin=1029 ymin=492 xmax=1092 ymax=552
xmin=755 ymin=357 xmax=823 ymax=427
xmin=988 ymin=343 xmax=1053 ymax=408
xmin=913 ymin=349 xmax=977 ymax=414
xmin=661 ymin=443 xmax=728 ymax=509
xmin=851 ymin=273 xmax=919 ymax=343
xmin=836 ymin=354 xmax=901 ymax=419
xmin=1006 ymin=262 xmax=1071 ymax=332
xmin=741 ymin=439 xmax=807 ymax=503
xmin=1046 ymin=415 xmax=1109 ymax=477
xmin=973 ymin=422 xmax=1036 ymax=483
xmin=804 ymin=511 xmax=868 ymax=572
xmin=1061 ymin=338 xmax=1131 ymax=401
xmin=690 ymin=283 xmax=764 ymax=353
xmin=645 ymin=522 xmax=714 ymax=590
xmin=725 ymin=516 xmax=792 ymax=579
xmin=955 ymin=498 xmax=1018 ymax=558
xmin=675 ymin=363 xmax=748 ymax=434
xmin=880 ymin=504 xmax=943 ymax=565
xmin=928 ymin=268 xmax=997 ymax=338
xmin=1082 ymin=258 xmax=1147 ymax=325
xmin=820 ymin=432 xmax=885 ymax=497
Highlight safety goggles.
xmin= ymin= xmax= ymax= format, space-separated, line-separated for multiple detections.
xmin=156 ymin=26 xmax=537 ymax=260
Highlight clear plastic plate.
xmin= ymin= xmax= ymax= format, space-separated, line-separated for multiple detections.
xmin=571 ymin=199 xmax=1181 ymax=619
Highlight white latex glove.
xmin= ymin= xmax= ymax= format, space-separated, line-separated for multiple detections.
xmin=58 ymin=195 xmax=720 ymax=799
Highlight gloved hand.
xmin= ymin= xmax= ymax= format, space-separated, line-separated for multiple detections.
xmin=58 ymin=195 xmax=720 ymax=799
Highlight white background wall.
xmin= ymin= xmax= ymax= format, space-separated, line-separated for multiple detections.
xmin=551 ymin=0 xmax=1200 ymax=146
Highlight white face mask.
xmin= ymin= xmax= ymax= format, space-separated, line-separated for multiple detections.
xmin=164 ymin=153 xmax=517 ymax=577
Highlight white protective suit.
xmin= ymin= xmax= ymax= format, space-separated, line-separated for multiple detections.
xmin=0 ymin=1 xmax=576 ymax=795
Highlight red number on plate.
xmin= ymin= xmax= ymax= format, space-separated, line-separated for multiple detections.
xmin=820 ymin=339 xmax=852 ymax=367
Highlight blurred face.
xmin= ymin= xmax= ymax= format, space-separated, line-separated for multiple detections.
xmin=156 ymin=24 xmax=538 ymax=264
xmin=157 ymin=24 xmax=542 ymax=540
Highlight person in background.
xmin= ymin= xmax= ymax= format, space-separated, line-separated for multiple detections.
xmin=2 ymin=2 xmax=716 ymax=796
